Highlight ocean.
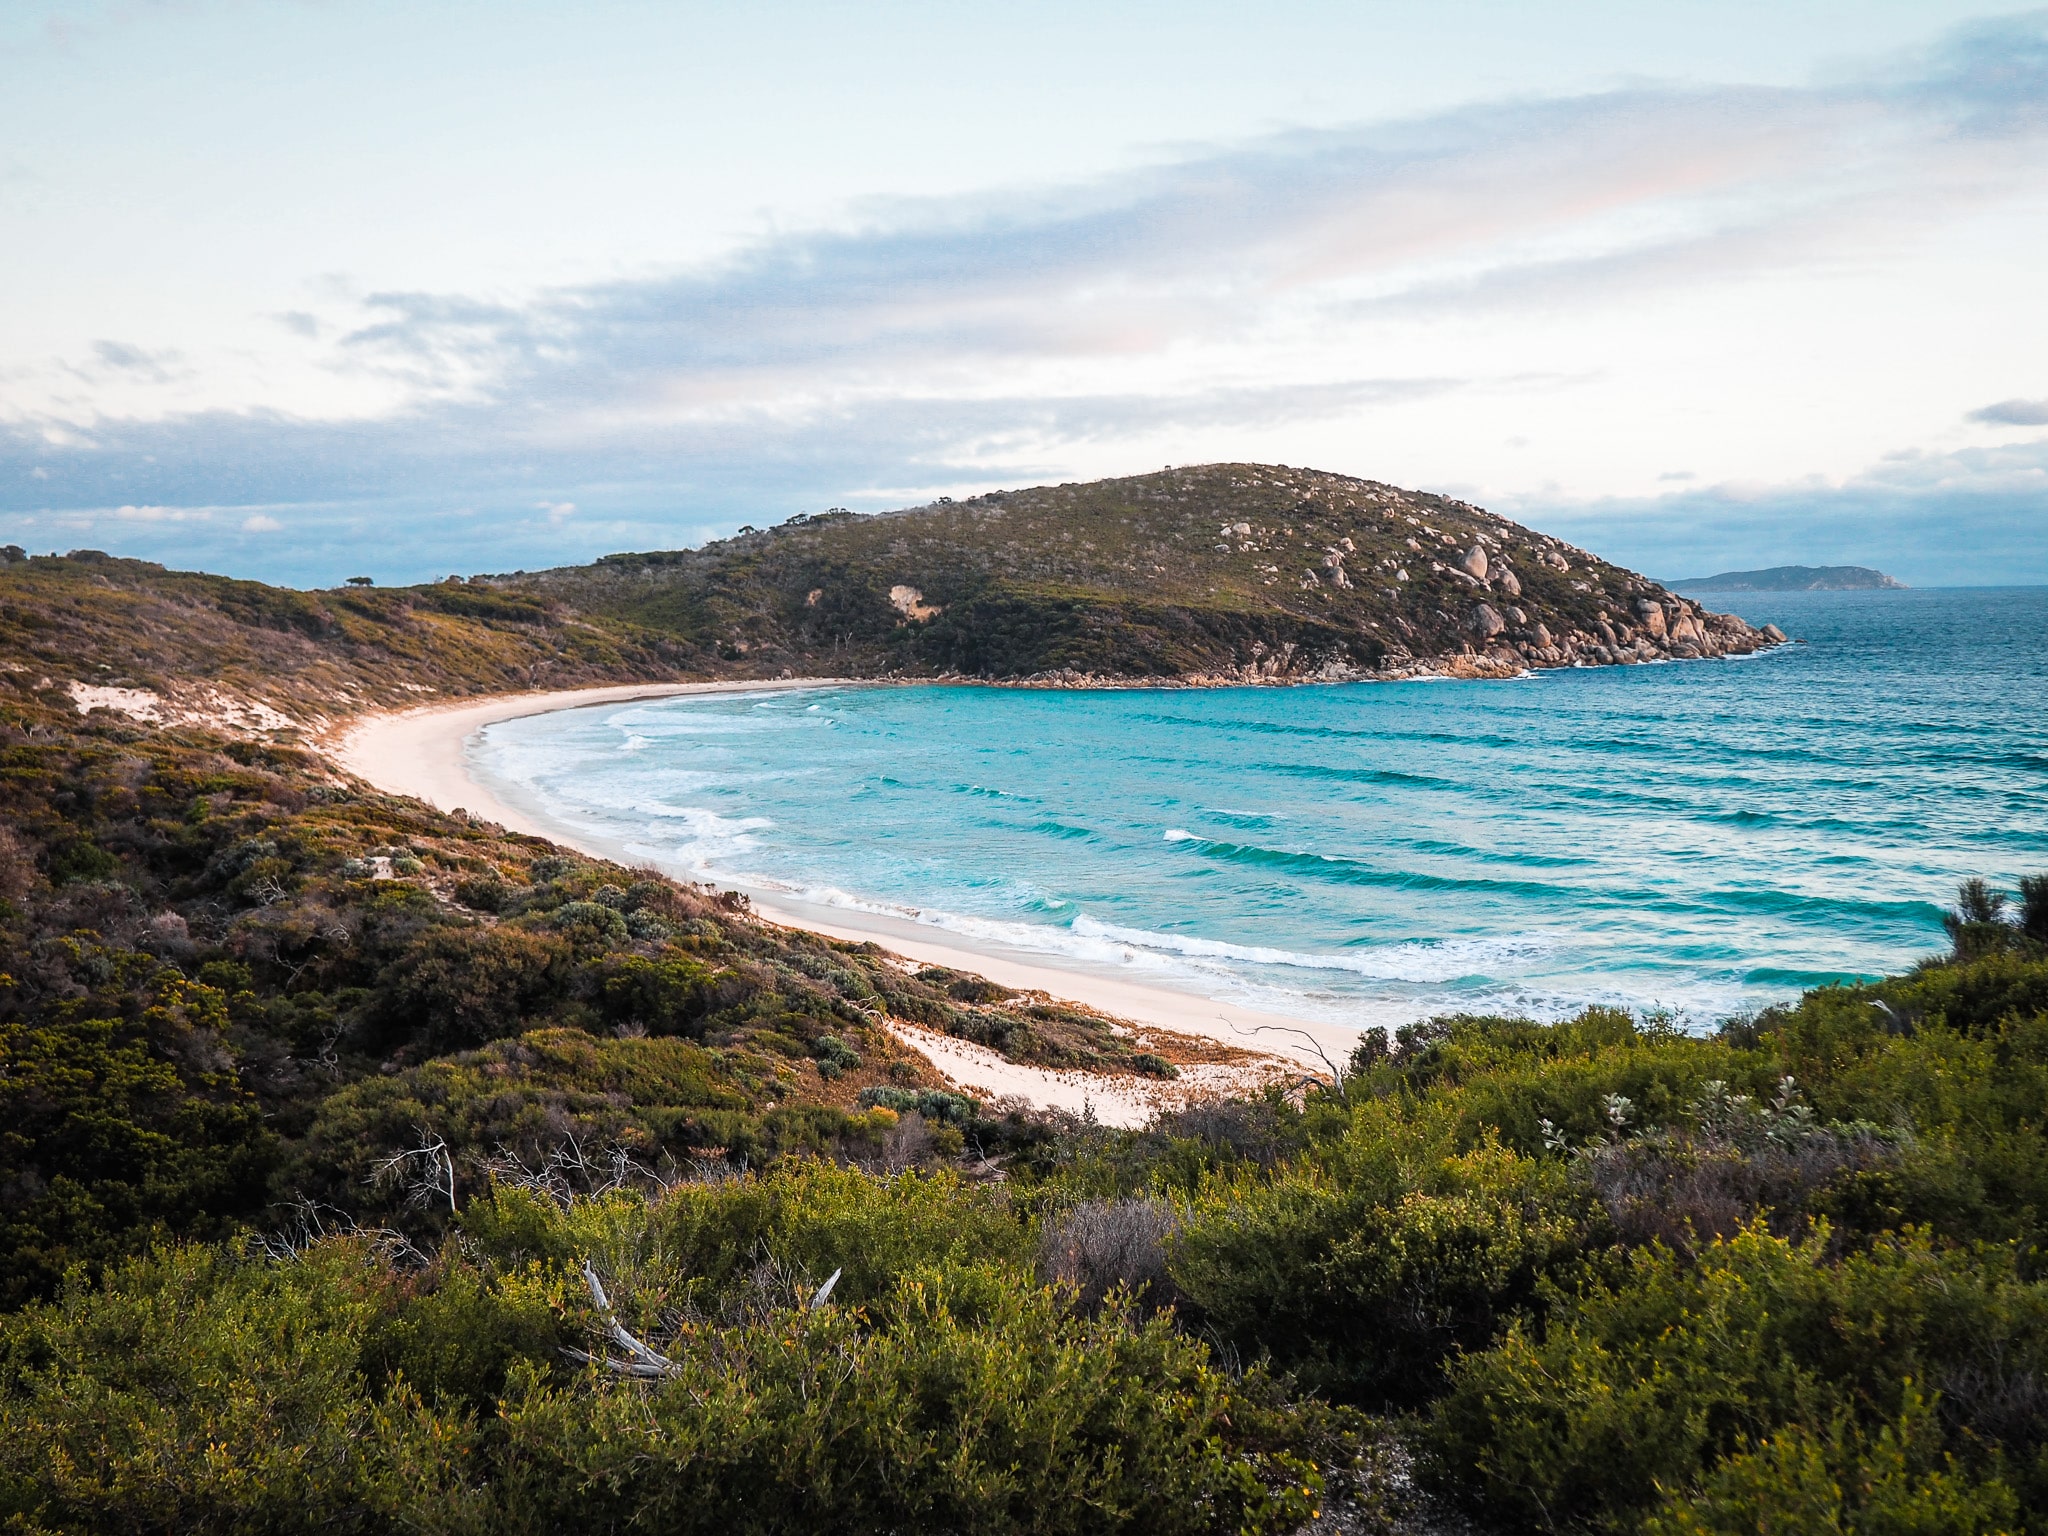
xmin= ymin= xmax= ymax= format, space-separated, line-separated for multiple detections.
xmin=474 ymin=588 xmax=2047 ymax=1032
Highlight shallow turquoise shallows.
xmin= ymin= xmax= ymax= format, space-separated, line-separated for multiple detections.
xmin=475 ymin=589 xmax=2047 ymax=1029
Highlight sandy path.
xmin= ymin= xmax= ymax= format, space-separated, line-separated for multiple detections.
xmin=884 ymin=1023 xmax=1297 ymax=1129
xmin=331 ymin=682 xmax=1366 ymax=1088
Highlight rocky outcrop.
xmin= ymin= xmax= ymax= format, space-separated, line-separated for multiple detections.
xmin=888 ymin=584 xmax=943 ymax=621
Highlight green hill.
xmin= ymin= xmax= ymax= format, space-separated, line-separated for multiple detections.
xmin=534 ymin=462 xmax=1777 ymax=681
xmin=0 ymin=465 xmax=1778 ymax=736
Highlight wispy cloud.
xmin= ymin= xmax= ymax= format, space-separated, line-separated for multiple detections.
xmin=81 ymin=339 xmax=185 ymax=385
xmin=1969 ymin=398 xmax=2048 ymax=426
xmin=319 ymin=15 xmax=2046 ymax=420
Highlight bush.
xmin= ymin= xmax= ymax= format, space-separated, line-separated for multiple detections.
xmin=1167 ymin=1105 xmax=1587 ymax=1404
xmin=1038 ymin=1197 xmax=1180 ymax=1313
xmin=860 ymin=1085 xmax=978 ymax=1124
xmin=378 ymin=925 xmax=575 ymax=1051
xmin=0 ymin=975 xmax=273 ymax=1306
xmin=0 ymin=1180 xmax=1329 ymax=1536
xmin=452 ymin=874 xmax=514 ymax=912
xmin=0 ymin=1243 xmax=490 ymax=1534
xmin=812 ymin=1032 xmax=862 ymax=1078
xmin=497 ymin=1264 xmax=1320 ymax=1536
xmin=546 ymin=900 xmax=630 ymax=945
xmin=1423 ymin=1225 xmax=2048 ymax=1532
xmin=1645 ymin=1390 xmax=2020 ymax=1536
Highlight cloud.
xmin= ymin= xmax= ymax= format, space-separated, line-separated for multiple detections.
xmin=85 ymin=339 xmax=183 ymax=384
xmin=1525 ymin=435 xmax=2048 ymax=588
xmin=1969 ymin=398 xmax=2048 ymax=426
xmin=112 ymin=503 xmax=206 ymax=523
xmin=311 ymin=15 xmax=2045 ymax=423
xmin=0 ymin=373 xmax=1460 ymax=527
xmin=241 ymin=514 xmax=282 ymax=532
xmin=4 ymin=13 xmax=2046 ymax=586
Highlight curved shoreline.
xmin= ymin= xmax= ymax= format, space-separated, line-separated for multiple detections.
xmin=331 ymin=681 xmax=1366 ymax=1088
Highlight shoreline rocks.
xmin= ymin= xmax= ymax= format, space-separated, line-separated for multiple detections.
xmin=978 ymin=616 xmax=1791 ymax=691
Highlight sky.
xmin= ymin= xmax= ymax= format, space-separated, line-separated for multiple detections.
xmin=1 ymin=1 xmax=2044 ymax=588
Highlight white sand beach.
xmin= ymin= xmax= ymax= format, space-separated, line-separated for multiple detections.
xmin=329 ymin=680 xmax=814 ymax=832
xmin=331 ymin=683 xmax=1366 ymax=1098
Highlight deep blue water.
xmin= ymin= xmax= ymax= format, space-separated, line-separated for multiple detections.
xmin=476 ymin=588 xmax=2047 ymax=1030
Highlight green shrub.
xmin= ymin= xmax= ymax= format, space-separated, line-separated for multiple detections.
xmin=599 ymin=951 xmax=720 ymax=1036
xmin=547 ymin=900 xmax=629 ymax=944
xmin=860 ymin=1084 xmax=979 ymax=1123
xmin=282 ymin=1027 xmax=757 ymax=1215
xmin=0 ymin=975 xmax=273 ymax=1306
xmin=1645 ymin=1390 xmax=2020 ymax=1536
xmin=378 ymin=925 xmax=574 ymax=1050
xmin=0 ymin=1243 xmax=490 ymax=1534
xmin=1423 ymin=1225 xmax=2048 ymax=1532
xmin=0 ymin=1189 xmax=1327 ymax=1536
xmin=1168 ymin=1103 xmax=1588 ymax=1404
xmin=45 ymin=837 xmax=119 ymax=886
xmin=812 ymin=1032 xmax=861 ymax=1078
xmin=498 ymin=1263 xmax=1321 ymax=1536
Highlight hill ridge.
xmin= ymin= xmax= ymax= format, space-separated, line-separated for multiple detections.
xmin=516 ymin=462 xmax=1781 ymax=688
xmin=0 ymin=463 xmax=1781 ymax=741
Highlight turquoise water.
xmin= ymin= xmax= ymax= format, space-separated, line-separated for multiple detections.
xmin=476 ymin=589 xmax=2047 ymax=1030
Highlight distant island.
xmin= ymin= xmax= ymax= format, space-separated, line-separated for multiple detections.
xmin=1666 ymin=564 xmax=1906 ymax=593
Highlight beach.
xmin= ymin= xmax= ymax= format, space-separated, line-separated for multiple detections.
xmin=332 ymin=681 xmax=1343 ymax=1118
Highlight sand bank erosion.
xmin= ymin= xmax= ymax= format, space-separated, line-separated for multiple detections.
xmin=329 ymin=681 xmax=1353 ymax=1125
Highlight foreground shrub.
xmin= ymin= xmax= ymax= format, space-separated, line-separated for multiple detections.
xmin=1168 ymin=1103 xmax=1588 ymax=1404
xmin=462 ymin=1159 xmax=1035 ymax=1315
xmin=1645 ymin=1390 xmax=2020 ymax=1536
xmin=1423 ymin=1224 xmax=2048 ymax=1532
xmin=0 ymin=1164 xmax=1332 ymax=1534
xmin=0 ymin=1242 xmax=498 ymax=1534
xmin=500 ymin=1264 xmax=1322 ymax=1535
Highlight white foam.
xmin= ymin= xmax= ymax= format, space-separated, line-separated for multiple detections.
xmin=473 ymin=680 xmax=1797 ymax=1036
xmin=1068 ymin=913 xmax=1558 ymax=983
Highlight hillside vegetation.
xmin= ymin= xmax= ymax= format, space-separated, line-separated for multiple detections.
xmin=0 ymin=464 xmax=1776 ymax=739
xmin=3 ymin=665 xmax=2043 ymax=1532
xmin=535 ymin=463 xmax=1777 ymax=682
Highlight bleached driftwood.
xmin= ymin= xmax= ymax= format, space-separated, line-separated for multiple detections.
xmin=563 ymin=1261 xmax=845 ymax=1378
